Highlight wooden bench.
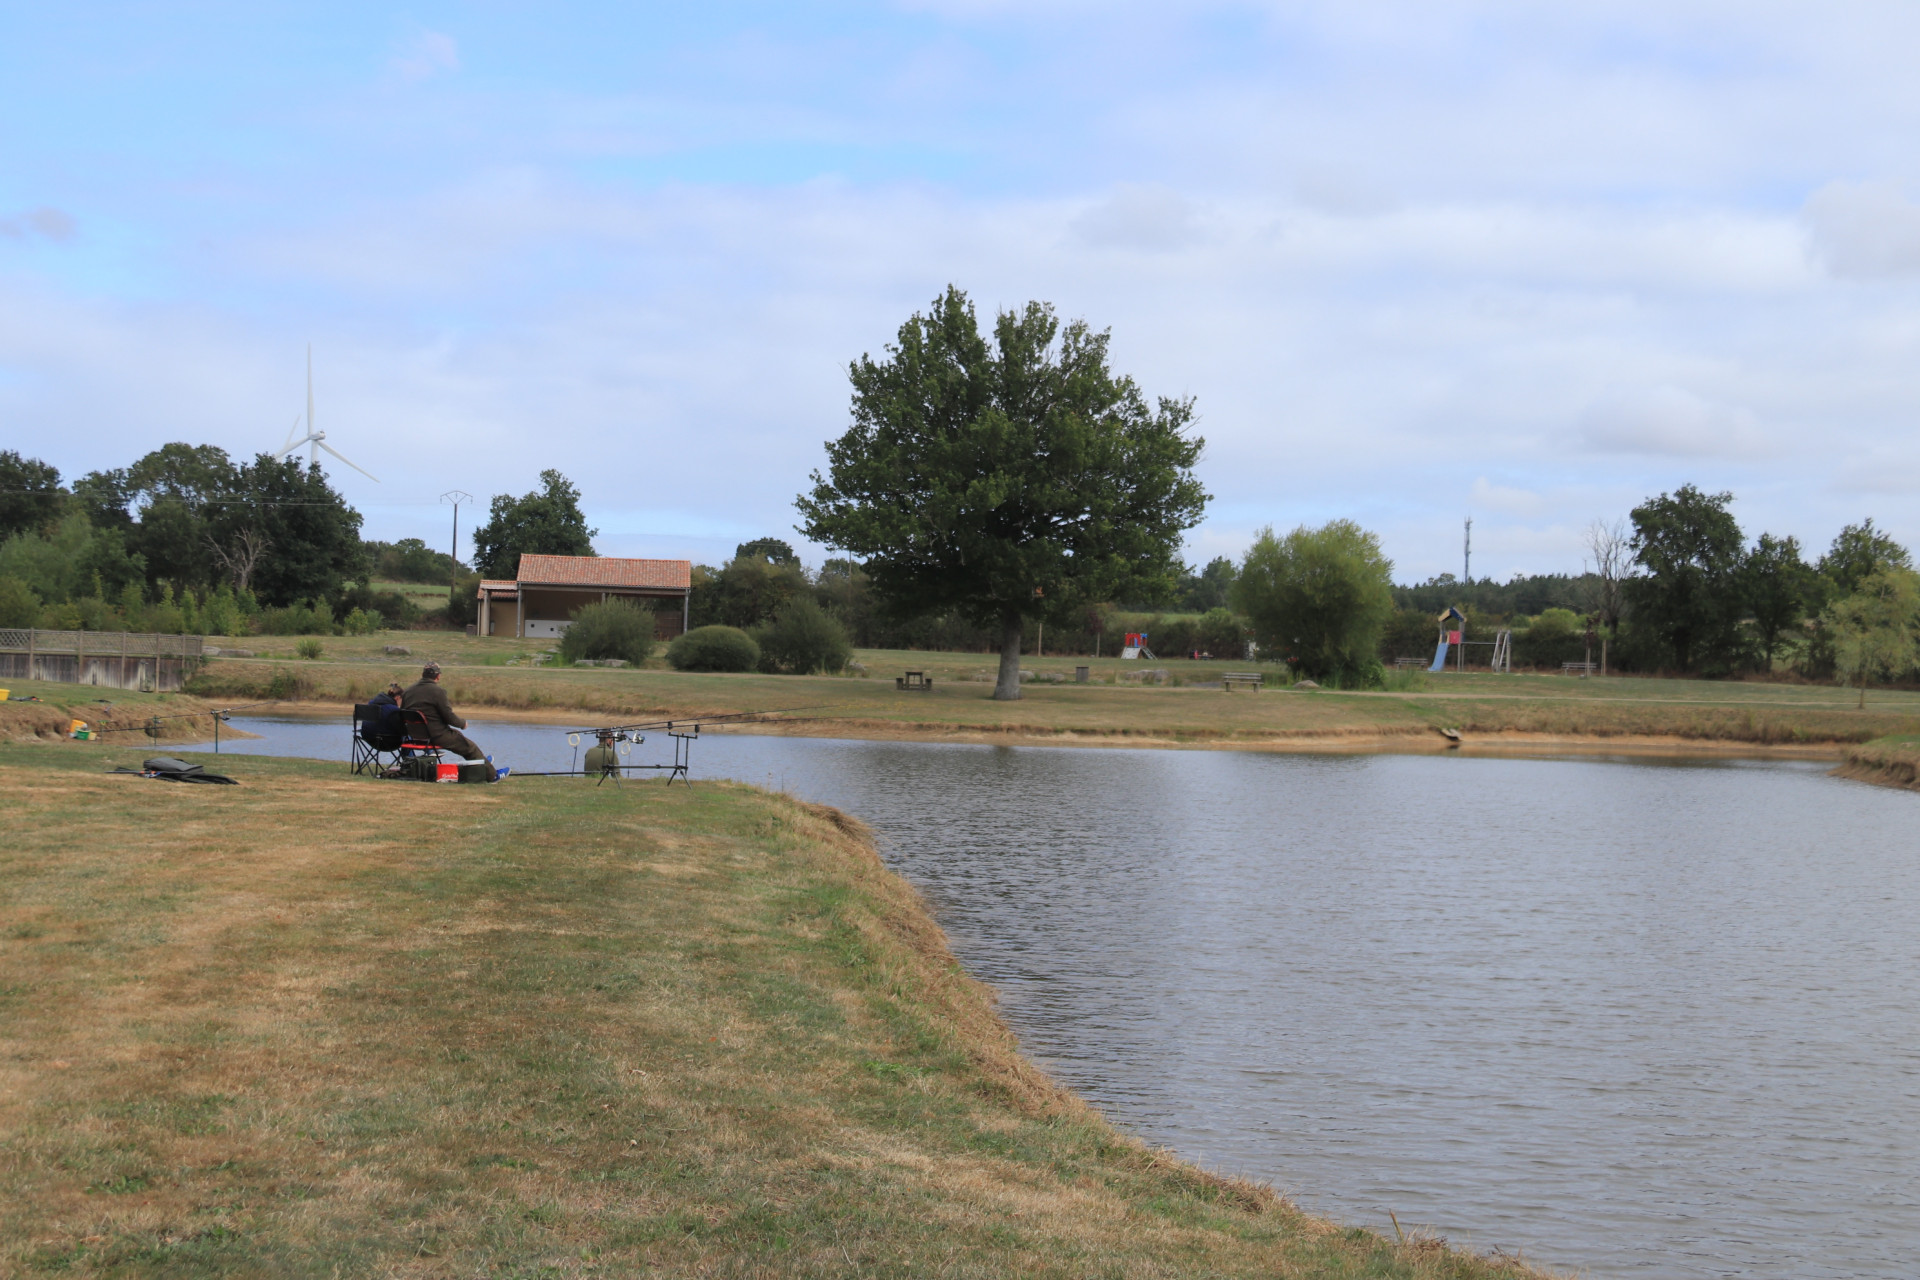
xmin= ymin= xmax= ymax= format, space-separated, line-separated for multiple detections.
xmin=896 ymin=671 xmax=934 ymax=691
xmin=1222 ymin=672 xmax=1264 ymax=692
xmin=1394 ymin=657 xmax=1429 ymax=668
xmin=1561 ymin=661 xmax=1596 ymax=676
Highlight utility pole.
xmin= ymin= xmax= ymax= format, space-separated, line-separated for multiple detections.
xmin=1463 ymin=515 xmax=1472 ymax=584
xmin=441 ymin=490 xmax=472 ymax=620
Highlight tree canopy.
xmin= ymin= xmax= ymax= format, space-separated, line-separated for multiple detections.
xmin=1625 ymin=484 xmax=1746 ymax=672
xmin=1232 ymin=520 xmax=1394 ymax=684
xmin=0 ymin=450 xmax=64 ymax=540
xmin=472 ymin=469 xmax=597 ymax=579
xmin=797 ymin=286 xmax=1207 ymax=699
xmin=1819 ymin=518 xmax=1912 ymax=597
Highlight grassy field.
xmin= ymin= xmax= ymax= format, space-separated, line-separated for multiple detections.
xmin=0 ymin=681 xmax=238 ymax=747
xmin=183 ymin=633 xmax=1920 ymax=751
xmin=0 ymin=744 xmax=1554 ymax=1278
xmin=1839 ymin=735 xmax=1920 ymax=791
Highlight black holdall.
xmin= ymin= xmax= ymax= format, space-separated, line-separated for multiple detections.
xmin=108 ymin=757 xmax=239 ymax=785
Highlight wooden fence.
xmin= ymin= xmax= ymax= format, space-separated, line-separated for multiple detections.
xmin=0 ymin=630 xmax=205 ymax=692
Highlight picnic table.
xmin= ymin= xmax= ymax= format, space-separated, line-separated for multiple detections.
xmin=896 ymin=670 xmax=934 ymax=691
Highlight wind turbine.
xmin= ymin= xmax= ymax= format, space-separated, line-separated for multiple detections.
xmin=277 ymin=346 xmax=379 ymax=482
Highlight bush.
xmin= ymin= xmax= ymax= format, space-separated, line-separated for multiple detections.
xmin=1233 ymin=520 xmax=1394 ymax=685
xmin=257 ymin=599 xmax=333 ymax=635
xmin=666 ymin=625 xmax=760 ymax=673
xmin=296 ymin=638 xmax=325 ymax=660
xmin=561 ymin=599 xmax=659 ymax=666
xmin=341 ymin=608 xmax=380 ymax=636
xmin=1194 ymin=608 xmax=1245 ymax=659
xmin=754 ymin=598 xmax=852 ymax=674
xmin=265 ymin=667 xmax=314 ymax=700
xmin=0 ymin=575 xmax=39 ymax=628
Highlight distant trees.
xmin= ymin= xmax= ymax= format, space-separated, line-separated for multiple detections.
xmin=471 ymin=469 xmax=596 ymax=579
xmin=0 ymin=450 xmax=64 ymax=540
xmin=1741 ymin=533 xmax=1819 ymax=668
xmin=1233 ymin=520 xmax=1394 ymax=684
xmin=367 ymin=537 xmax=466 ymax=584
xmin=799 ymin=286 xmax=1207 ymax=700
xmin=1825 ymin=569 xmax=1920 ymax=707
xmin=1625 ymin=485 xmax=1747 ymax=673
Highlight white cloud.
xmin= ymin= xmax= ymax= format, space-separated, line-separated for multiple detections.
xmin=1577 ymin=386 xmax=1772 ymax=459
xmin=1469 ymin=477 xmax=1547 ymax=518
xmin=0 ymin=206 xmax=76 ymax=241
xmin=392 ymin=29 xmax=460 ymax=83
xmin=1802 ymin=180 xmax=1920 ymax=279
xmin=1070 ymin=184 xmax=1200 ymax=251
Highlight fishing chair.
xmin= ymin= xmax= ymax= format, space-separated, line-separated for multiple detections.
xmin=350 ymin=702 xmax=407 ymax=776
xmin=398 ymin=708 xmax=445 ymax=772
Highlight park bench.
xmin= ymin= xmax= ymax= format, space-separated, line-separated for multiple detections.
xmin=1394 ymin=657 xmax=1428 ymax=668
xmin=1222 ymin=672 xmax=1264 ymax=692
xmin=1561 ymin=661 xmax=1597 ymax=676
xmin=896 ymin=670 xmax=934 ymax=691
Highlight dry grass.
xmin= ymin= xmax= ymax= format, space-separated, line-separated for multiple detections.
xmin=0 ymin=744 xmax=1560 ymax=1278
xmin=186 ymin=644 xmax=1920 ymax=751
xmin=0 ymin=682 xmax=237 ymax=746
xmin=1836 ymin=735 xmax=1920 ymax=791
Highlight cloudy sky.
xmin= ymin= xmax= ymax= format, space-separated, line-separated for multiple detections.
xmin=4 ymin=3 xmax=1919 ymax=581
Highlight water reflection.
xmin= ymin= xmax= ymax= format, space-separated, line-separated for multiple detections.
xmin=187 ymin=719 xmax=1920 ymax=1278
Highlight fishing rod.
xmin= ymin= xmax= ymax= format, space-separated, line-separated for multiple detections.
xmin=558 ymin=705 xmax=833 ymax=736
xmin=90 ymin=699 xmax=287 ymax=752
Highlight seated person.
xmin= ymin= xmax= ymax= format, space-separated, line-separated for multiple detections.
xmin=584 ymin=729 xmax=621 ymax=778
xmin=366 ymin=681 xmax=405 ymax=738
xmin=401 ymin=662 xmax=507 ymax=782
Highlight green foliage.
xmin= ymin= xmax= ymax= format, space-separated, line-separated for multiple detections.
xmin=1177 ymin=557 xmax=1238 ymax=613
xmin=1819 ymin=518 xmax=1912 ymax=597
xmin=666 ymin=625 xmax=760 ymax=673
xmin=0 ymin=511 xmax=96 ymax=603
xmin=340 ymin=608 xmax=380 ymax=636
xmin=367 ymin=537 xmax=465 ymax=583
xmin=735 ymin=537 xmax=799 ymax=567
xmin=560 ymin=600 xmax=659 ymax=666
xmin=1825 ymin=569 xmax=1920 ymax=707
xmin=1233 ymin=520 xmax=1394 ymax=684
xmin=0 ymin=451 xmax=64 ymax=540
xmin=471 ymin=470 xmax=597 ymax=579
xmin=754 ymin=597 xmax=852 ymax=674
xmin=691 ymin=552 xmax=808 ymax=629
xmin=1743 ymin=533 xmax=1820 ymax=667
xmin=798 ymin=286 xmax=1207 ymax=699
xmin=1193 ymin=607 xmax=1245 ymax=659
xmin=296 ymin=637 xmax=326 ymax=659
xmin=1625 ymin=484 xmax=1746 ymax=672
xmin=1515 ymin=608 xmax=1588 ymax=669
xmin=257 ymin=600 xmax=334 ymax=636
xmin=214 ymin=455 xmax=366 ymax=606
xmin=200 ymin=586 xmax=246 ymax=637
xmin=0 ymin=575 xmax=39 ymax=627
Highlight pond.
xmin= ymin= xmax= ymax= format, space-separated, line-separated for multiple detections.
xmin=186 ymin=717 xmax=1920 ymax=1279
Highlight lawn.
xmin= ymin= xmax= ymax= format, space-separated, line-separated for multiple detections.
xmin=0 ymin=744 xmax=1552 ymax=1278
xmin=184 ymin=634 xmax=1920 ymax=750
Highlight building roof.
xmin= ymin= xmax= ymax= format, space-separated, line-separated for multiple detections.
xmin=514 ymin=554 xmax=692 ymax=592
xmin=478 ymin=579 xmax=517 ymax=593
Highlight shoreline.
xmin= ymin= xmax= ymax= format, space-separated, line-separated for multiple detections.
xmin=2 ymin=743 xmax=1559 ymax=1277
xmin=261 ymin=698 xmax=1848 ymax=762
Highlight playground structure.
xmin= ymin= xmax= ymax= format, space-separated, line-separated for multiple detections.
xmin=1120 ymin=631 xmax=1156 ymax=660
xmin=1427 ymin=607 xmax=1512 ymax=674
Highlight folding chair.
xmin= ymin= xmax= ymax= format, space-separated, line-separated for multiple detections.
xmin=398 ymin=708 xmax=445 ymax=778
xmin=351 ymin=702 xmax=408 ymax=776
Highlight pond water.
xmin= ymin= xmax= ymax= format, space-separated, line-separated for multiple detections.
xmin=186 ymin=718 xmax=1920 ymax=1279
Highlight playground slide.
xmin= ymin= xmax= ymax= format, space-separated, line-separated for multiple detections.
xmin=1428 ymin=638 xmax=1449 ymax=673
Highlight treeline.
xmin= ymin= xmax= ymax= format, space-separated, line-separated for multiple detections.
xmin=0 ymin=446 xmax=477 ymax=635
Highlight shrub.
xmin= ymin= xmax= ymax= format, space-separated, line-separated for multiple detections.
xmin=561 ymin=599 xmax=659 ymax=666
xmin=258 ymin=599 xmax=333 ymax=635
xmin=296 ymin=638 xmax=325 ymax=660
xmin=1194 ymin=608 xmax=1245 ymax=659
xmin=1233 ymin=520 xmax=1393 ymax=685
xmin=341 ymin=608 xmax=380 ymax=636
xmin=265 ymin=667 xmax=314 ymax=700
xmin=0 ymin=575 xmax=39 ymax=628
xmin=666 ymin=625 xmax=759 ymax=673
xmin=754 ymin=597 xmax=852 ymax=674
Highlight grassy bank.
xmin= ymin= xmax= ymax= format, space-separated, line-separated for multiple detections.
xmin=0 ymin=681 xmax=238 ymax=746
xmin=184 ymin=637 xmax=1920 ymax=750
xmin=1836 ymin=735 xmax=1920 ymax=791
xmin=0 ymin=744 xmax=1553 ymax=1277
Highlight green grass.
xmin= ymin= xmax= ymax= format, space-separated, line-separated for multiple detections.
xmin=184 ymin=634 xmax=1920 ymax=751
xmin=0 ymin=744 xmax=1555 ymax=1277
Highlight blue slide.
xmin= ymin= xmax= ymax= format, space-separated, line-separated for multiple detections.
xmin=1428 ymin=637 xmax=1450 ymax=673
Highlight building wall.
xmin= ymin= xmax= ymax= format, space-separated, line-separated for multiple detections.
xmin=515 ymin=588 xmax=690 ymax=639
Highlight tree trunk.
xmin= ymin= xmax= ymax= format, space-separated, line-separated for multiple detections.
xmin=994 ymin=613 xmax=1023 ymax=701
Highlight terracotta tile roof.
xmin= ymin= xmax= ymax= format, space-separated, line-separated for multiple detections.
xmin=515 ymin=554 xmax=692 ymax=591
xmin=478 ymin=579 xmax=517 ymax=593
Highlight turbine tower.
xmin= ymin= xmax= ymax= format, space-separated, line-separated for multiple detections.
xmin=277 ymin=346 xmax=378 ymax=482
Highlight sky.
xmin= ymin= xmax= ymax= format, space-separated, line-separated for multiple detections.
xmin=3 ymin=2 xmax=1919 ymax=583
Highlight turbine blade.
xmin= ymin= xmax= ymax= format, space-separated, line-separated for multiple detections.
xmin=317 ymin=439 xmax=379 ymax=482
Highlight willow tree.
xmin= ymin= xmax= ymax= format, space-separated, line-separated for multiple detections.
xmin=798 ymin=287 xmax=1207 ymax=700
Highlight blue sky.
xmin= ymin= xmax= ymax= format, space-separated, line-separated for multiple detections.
xmin=5 ymin=2 xmax=1920 ymax=580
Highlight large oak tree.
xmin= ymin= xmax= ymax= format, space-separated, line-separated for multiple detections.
xmin=798 ymin=287 xmax=1207 ymax=700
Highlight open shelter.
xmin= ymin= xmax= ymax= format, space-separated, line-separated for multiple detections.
xmin=476 ymin=554 xmax=692 ymax=640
